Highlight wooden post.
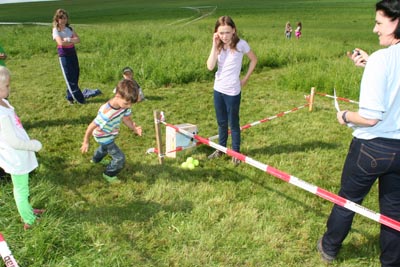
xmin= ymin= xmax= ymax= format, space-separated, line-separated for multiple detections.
xmin=308 ymin=87 xmax=315 ymax=112
xmin=153 ymin=110 xmax=164 ymax=164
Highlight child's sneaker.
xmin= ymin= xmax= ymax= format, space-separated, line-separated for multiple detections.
xmin=208 ymin=150 xmax=223 ymax=159
xmin=33 ymin=209 xmax=45 ymax=216
xmin=23 ymin=217 xmax=41 ymax=230
xmin=103 ymin=173 xmax=121 ymax=184
xmin=232 ymin=157 xmax=241 ymax=166
xmin=24 ymin=223 xmax=31 ymax=230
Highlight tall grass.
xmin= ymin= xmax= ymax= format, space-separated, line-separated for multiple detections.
xmin=0 ymin=0 xmax=385 ymax=266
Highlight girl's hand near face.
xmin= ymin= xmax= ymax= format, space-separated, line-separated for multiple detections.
xmin=212 ymin=32 xmax=220 ymax=47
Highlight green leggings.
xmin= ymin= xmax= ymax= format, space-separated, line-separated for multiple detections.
xmin=11 ymin=173 xmax=35 ymax=225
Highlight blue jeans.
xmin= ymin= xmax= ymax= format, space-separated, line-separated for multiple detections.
xmin=322 ymin=137 xmax=400 ymax=267
xmin=92 ymin=141 xmax=125 ymax=177
xmin=213 ymin=90 xmax=241 ymax=152
xmin=59 ymin=55 xmax=85 ymax=104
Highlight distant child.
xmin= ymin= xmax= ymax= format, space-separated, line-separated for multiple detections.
xmin=113 ymin=67 xmax=145 ymax=101
xmin=285 ymin=22 xmax=292 ymax=39
xmin=52 ymin=9 xmax=101 ymax=104
xmin=0 ymin=66 xmax=44 ymax=230
xmin=81 ymin=79 xmax=142 ymax=183
xmin=295 ymin=21 xmax=302 ymax=39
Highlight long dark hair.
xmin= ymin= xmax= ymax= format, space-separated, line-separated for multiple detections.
xmin=214 ymin=16 xmax=240 ymax=52
xmin=376 ymin=0 xmax=400 ymax=38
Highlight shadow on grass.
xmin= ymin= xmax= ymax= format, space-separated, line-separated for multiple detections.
xmin=140 ymin=95 xmax=164 ymax=101
xmin=76 ymin=199 xmax=193 ymax=224
xmin=23 ymin=115 xmax=94 ymax=129
xmin=248 ymin=140 xmax=340 ymax=156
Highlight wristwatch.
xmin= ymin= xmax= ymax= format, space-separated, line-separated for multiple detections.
xmin=342 ymin=111 xmax=349 ymax=124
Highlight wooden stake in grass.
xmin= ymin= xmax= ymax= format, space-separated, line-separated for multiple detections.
xmin=308 ymin=87 xmax=315 ymax=112
xmin=153 ymin=110 xmax=164 ymax=164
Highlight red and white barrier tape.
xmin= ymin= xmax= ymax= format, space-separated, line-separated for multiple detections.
xmin=316 ymin=92 xmax=359 ymax=104
xmin=161 ymin=120 xmax=400 ymax=232
xmin=208 ymin=102 xmax=309 ymax=140
xmin=0 ymin=233 xmax=19 ymax=267
xmin=147 ymin=103 xmax=309 ymax=156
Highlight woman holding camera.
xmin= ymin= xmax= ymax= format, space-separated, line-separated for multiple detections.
xmin=317 ymin=1 xmax=400 ymax=266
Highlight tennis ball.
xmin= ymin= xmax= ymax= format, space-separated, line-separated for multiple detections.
xmin=181 ymin=162 xmax=188 ymax=169
xmin=193 ymin=159 xmax=199 ymax=166
xmin=187 ymin=163 xmax=195 ymax=170
xmin=186 ymin=157 xmax=194 ymax=163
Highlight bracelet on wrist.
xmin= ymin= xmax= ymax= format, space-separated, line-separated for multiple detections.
xmin=342 ymin=111 xmax=349 ymax=124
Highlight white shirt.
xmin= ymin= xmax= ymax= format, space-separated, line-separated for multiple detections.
xmin=214 ymin=39 xmax=250 ymax=96
xmin=353 ymin=44 xmax=400 ymax=139
xmin=0 ymin=100 xmax=39 ymax=174
xmin=52 ymin=26 xmax=73 ymax=40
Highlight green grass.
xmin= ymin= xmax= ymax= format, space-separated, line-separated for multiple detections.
xmin=0 ymin=0 xmax=385 ymax=266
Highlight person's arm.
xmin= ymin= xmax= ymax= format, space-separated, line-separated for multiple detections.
xmin=69 ymin=30 xmax=80 ymax=44
xmin=80 ymin=121 xmax=97 ymax=153
xmin=122 ymin=115 xmax=142 ymax=136
xmin=241 ymin=50 xmax=257 ymax=87
xmin=0 ymin=116 xmax=42 ymax=151
xmin=337 ymin=110 xmax=379 ymax=127
xmin=207 ymin=33 xmax=220 ymax=71
xmin=53 ymin=28 xmax=80 ymax=46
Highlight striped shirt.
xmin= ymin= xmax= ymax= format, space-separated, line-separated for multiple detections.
xmin=93 ymin=102 xmax=132 ymax=145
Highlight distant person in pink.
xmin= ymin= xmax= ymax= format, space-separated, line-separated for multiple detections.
xmin=295 ymin=22 xmax=302 ymax=39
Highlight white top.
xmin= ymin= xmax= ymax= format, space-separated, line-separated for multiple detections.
xmin=353 ymin=44 xmax=400 ymax=139
xmin=0 ymin=99 xmax=40 ymax=174
xmin=52 ymin=26 xmax=73 ymax=40
xmin=214 ymin=39 xmax=250 ymax=96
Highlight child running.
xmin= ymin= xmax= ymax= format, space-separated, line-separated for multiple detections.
xmin=0 ymin=66 xmax=44 ymax=230
xmin=80 ymin=79 xmax=142 ymax=183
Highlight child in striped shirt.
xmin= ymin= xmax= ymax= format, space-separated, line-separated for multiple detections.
xmin=80 ymin=79 xmax=142 ymax=183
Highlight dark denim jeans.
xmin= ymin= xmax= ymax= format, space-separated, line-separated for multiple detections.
xmin=92 ymin=141 xmax=125 ymax=177
xmin=213 ymin=90 xmax=241 ymax=152
xmin=59 ymin=55 xmax=85 ymax=104
xmin=322 ymin=137 xmax=400 ymax=267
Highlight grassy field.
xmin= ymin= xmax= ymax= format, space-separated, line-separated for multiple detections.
xmin=0 ymin=0 xmax=386 ymax=266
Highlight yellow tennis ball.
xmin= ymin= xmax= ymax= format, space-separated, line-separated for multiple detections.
xmin=186 ymin=157 xmax=194 ymax=163
xmin=187 ymin=163 xmax=195 ymax=170
xmin=193 ymin=159 xmax=199 ymax=166
xmin=181 ymin=162 xmax=188 ymax=169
